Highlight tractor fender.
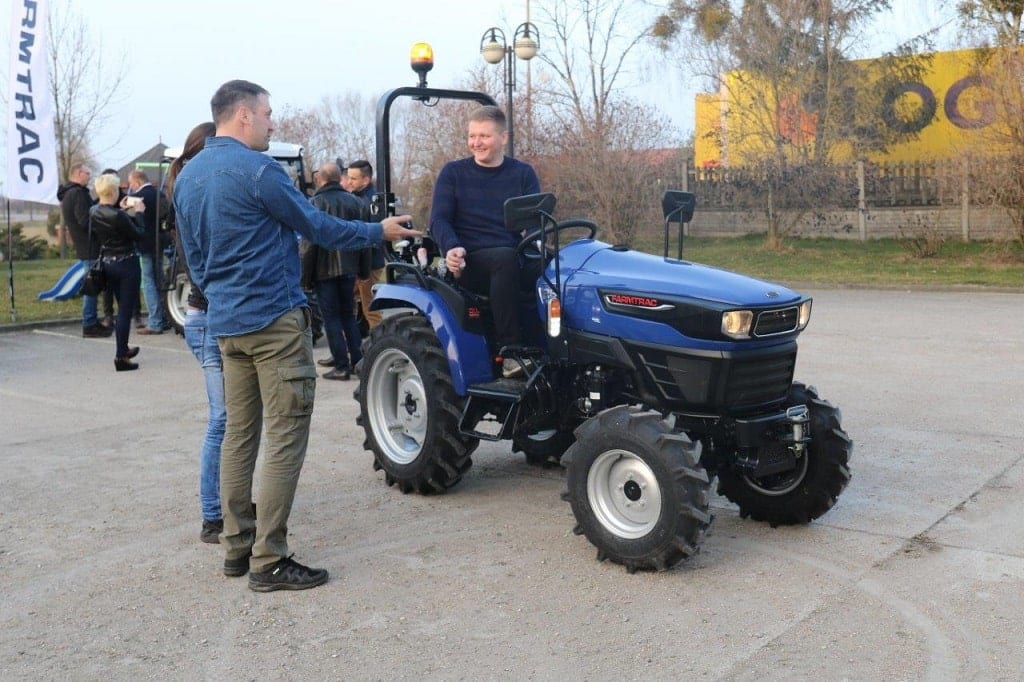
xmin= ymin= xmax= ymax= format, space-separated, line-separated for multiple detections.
xmin=370 ymin=282 xmax=493 ymax=394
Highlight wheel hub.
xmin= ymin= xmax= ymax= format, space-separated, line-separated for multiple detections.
xmin=587 ymin=449 xmax=662 ymax=539
xmin=367 ymin=349 xmax=428 ymax=465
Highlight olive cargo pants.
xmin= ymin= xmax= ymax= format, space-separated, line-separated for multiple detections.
xmin=217 ymin=307 xmax=317 ymax=573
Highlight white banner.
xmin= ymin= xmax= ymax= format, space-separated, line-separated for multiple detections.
xmin=6 ymin=0 xmax=59 ymax=204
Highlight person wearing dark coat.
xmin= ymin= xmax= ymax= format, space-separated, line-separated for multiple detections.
xmin=58 ymin=164 xmax=111 ymax=338
xmin=91 ymin=172 xmax=145 ymax=370
xmin=127 ymin=169 xmax=170 ymax=334
xmin=303 ymin=162 xmax=370 ymax=380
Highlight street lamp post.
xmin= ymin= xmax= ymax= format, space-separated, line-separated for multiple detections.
xmin=479 ymin=22 xmax=539 ymax=158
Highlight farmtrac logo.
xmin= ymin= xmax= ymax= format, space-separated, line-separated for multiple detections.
xmin=604 ymin=293 xmax=673 ymax=311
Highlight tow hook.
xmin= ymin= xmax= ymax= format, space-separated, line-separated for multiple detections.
xmin=786 ymin=405 xmax=810 ymax=457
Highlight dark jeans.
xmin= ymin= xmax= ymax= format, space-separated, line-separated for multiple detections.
xmin=461 ymin=246 xmax=542 ymax=349
xmin=316 ymin=274 xmax=362 ymax=370
xmin=102 ymin=255 xmax=141 ymax=358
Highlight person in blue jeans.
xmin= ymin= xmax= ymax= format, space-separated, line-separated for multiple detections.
xmin=168 ymin=121 xmax=225 ymax=543
xmin=303 ymin=161 xmax=368 ymax=381
xmin=127 ymin=169 xmax=170 ymax=335
xmin=184 ymin=303 xmax=225 ymax=542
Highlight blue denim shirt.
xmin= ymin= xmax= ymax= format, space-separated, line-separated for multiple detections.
xmin=174 ymin=136 xmax=384 ymax=337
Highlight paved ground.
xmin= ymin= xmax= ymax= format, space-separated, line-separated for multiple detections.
xmin=1 ymin=288 xmax=1022 ymax=680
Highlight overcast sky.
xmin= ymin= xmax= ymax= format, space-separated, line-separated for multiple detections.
xmin=5 ymin=0 xmax=959 ymax=177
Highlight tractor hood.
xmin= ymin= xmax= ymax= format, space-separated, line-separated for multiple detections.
xmin=557 ymin=241 xmax=802 ymax=307
xmin=551 ymin=240 xmax=808 ymax=350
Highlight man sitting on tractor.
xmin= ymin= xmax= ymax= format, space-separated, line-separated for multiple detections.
xmin=430 ymin=105 xmax=542 ymax=378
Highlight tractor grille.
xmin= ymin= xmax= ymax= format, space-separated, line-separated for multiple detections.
xmin=628 ymin=341 xmax=796 ymax=413
xmin=724 ymin=351 xmax=796 ymax=408
xmin=753 ymin=306 xmax=798 ymax=337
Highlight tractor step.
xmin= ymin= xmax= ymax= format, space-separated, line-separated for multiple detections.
xmin=459 ymin=378 xmax=528 ymax=441
xmin=467 ymin=377 xmax=528 ymax=400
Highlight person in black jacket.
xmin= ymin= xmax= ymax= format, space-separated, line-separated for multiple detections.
xmin=91 ymin=172 xmax=145 ymax=371
xmin=303 ymin=162 xmax=370 ymax=380
xmin=347 ymin=159 xmax=384 ymax=332
xmin=127 ymin=169 xmax=170 ymax=335
xmin=58 ymin=164 xmax=112 ymax=338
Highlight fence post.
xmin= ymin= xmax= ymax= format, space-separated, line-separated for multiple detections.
xmin=960 ymin=158 xmax=970 ymax=242
xmin=857 ymin=159 xmax=867 ymax=242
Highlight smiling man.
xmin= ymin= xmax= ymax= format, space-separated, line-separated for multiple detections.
xmin=429 ymin=106 xmax=541 ymax=378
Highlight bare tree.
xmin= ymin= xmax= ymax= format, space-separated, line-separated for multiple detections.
xmin=48 ymin=0 xmax=128 ymax=180
xmin=528 ymin=0 xmax=681 ymax=243
xmin=273 ymin=92 xmax=376 ymax=168
xmin=955 ymin=1 xmax=1024 ymax=246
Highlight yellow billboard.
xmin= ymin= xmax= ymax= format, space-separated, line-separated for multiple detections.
xmin=695 ymin=48 xmax=1009 ymax=166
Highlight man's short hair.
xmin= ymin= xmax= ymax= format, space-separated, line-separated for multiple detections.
xmin=94 ymin=173 xmax=121 ymax=202
xmin=70 ymin=163 xmax=89 ymax=176
xmin=128 ymin=169 xmax=149 ymax=184
xmin=210 ymin=79 xmax=270 ymax=125
xmin=469 ymin=105 xmax=507 ymax=131
xmin=347 ymin=159 xmax=372 ymax=178
xmin=318 ymin=162 xmax=342 ymax=183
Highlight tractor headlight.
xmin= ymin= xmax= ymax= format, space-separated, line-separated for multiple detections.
xmin=797 ymin=300 xmax=812 ymax=330
xmin=721 ymin=310 xmax=753 ymax=339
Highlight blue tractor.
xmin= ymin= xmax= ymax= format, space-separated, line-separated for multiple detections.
xmin=355 ymin=82 xmax=852 ymax=573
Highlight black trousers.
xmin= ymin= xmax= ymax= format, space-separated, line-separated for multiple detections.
xmin=102 ymin=255 xmax=141 ymax=358
xmin=460 ymin=246 xmax=543 ymax=349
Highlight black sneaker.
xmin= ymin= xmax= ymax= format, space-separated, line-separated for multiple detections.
xmin=248 ymin=555 xmax=328 ymax=592
xmin=200 ymin=519 xmax=223 ymax=544
xmin=224 ymin=549 xmax=252 ymax=577
xmin=82 ymin=324 xmax=112 ymax=338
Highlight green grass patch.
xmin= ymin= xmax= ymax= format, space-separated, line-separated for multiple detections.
xmin=632 ymin=234 xmax=1024 ymax=289
xmin=2 ymin=259 xmax=88 ymax=324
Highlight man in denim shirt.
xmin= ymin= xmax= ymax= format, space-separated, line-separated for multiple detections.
xmin=174 ymin=79 xmax=419 ymax=592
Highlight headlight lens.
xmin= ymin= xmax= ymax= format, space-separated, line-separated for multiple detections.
xmin=721 ymin=310 xmax=753 ymax=339
xmin=797 ymin=300 xmax=812 ymax=329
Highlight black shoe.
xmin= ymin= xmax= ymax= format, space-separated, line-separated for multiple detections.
xmin=114 ymin=358 xmax=139 ymax=371
xmin=248 ymin=555 xmax=328 ymax=592
xmin=125 ymin=346 xmax=140 ymax=359
xmin=83 ymin=324 xmax=112 ymax=338
xmin=224 ymin=549 xmax=253 ymax=577
xmin=317 ymin=356 xmax=335 ymax=367
xmin=322 ymin=368 xmax=351 ymax=381
xmin=200 ymin=519 xmax=223 ymax=544
xmin=136 ymin=327 xmax=163 ymax=335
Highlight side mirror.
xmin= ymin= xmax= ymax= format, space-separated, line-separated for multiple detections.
xmin=504 ymin=192 xmax=556 ymax=233
xmin=662 ymin=190 xmax=695 ymax=224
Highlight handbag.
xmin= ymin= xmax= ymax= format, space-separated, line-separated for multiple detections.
xmin=80 ymin=217 xmax=107 ymax=296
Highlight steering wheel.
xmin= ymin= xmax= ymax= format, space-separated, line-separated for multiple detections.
xmin=515 ymin=218 xmax=598 ymax=261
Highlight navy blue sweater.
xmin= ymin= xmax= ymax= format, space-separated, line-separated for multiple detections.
xmin=429 ymin=156 xmax=540 ymax=254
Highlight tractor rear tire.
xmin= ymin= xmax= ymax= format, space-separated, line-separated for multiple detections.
xmin=563 ymin=406 xmax=711 ymax=572
xmin=355 ymin=313 xmax=477 ymax=494
xmin=716 ymin=382 xmax=852 ymax=526
xmin=164 ymin=271 xmax=190 ymax=335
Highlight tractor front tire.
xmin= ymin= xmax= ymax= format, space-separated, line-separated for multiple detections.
xmin=563 ymin=406 xmax=712 ymax=572
xmin=355 ymin=313 xmax=477 ymax=494
xmin=717 ymin=382 xmax=852 ymax=526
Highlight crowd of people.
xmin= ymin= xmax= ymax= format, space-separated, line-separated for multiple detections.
xmin=58 ymin=77 xmax=539 ymax=593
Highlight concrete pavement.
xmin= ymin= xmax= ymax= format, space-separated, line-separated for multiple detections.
xmin=1 ymin=288 xmax=1021 ymax=679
